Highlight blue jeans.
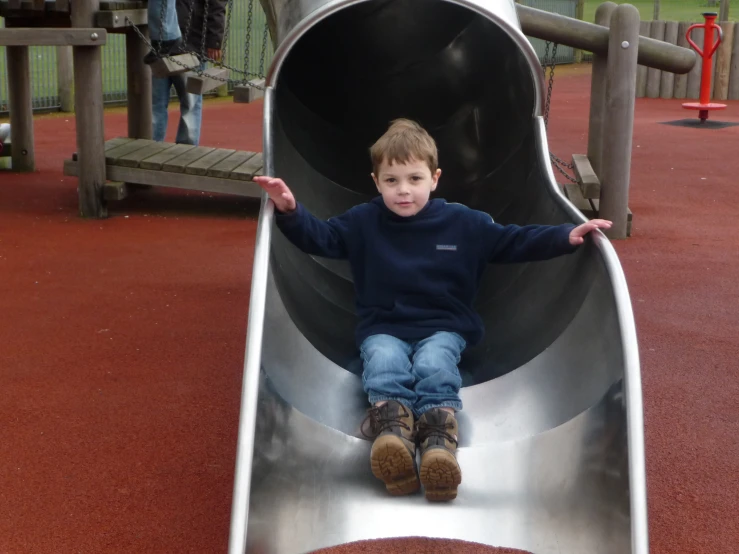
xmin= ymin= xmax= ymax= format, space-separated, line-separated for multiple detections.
xmin=147 ymin=0 xmax=181 ymax=41
xmin=360 ymin=332 xmax=465 ymax=416
xmin=152 ymin=68 xmax=203 ymax=146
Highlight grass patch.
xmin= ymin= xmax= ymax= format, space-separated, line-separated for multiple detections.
xmin=583 ymin=0 xmax=734 ymax=23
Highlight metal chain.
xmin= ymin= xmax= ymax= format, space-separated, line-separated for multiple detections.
xmin=541 ymin=41 xmax=576 ymax=184
xmin=181 ymin=0 xmax=196 ymax=52
xmin=125 ymin=16 xmax=265 ymax=90
xmin=200 ymin=0 xmax=211 ymax=60
xmin=550 ymin=152 xmax=577 ymax=184
xmin=543 ymin=41 xmax=558 ymax=127
xmin=243 ymin=0 xmax=254 ymax=84
xmin=259 ymin=22 xmax=269 ymax=78
xmin=221 ymin=0 xmax=235 ymax=61
xmin=155 ymin=0 xmax=167 ymax=54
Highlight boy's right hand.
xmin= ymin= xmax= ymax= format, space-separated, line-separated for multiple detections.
xmin=253 ymin=176 xmax=297 ymax=213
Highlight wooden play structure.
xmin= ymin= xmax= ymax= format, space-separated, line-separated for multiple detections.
xmin=516 ymin=2 xmax=696 ymax=238
xmin=1 ymin=0 xmax=268 ymax=218
xmin=2 ymin=1 xmax=697 ymax=238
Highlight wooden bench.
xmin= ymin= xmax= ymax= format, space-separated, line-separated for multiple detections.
xmin=63 ymin=137 xmax=263 ymax=201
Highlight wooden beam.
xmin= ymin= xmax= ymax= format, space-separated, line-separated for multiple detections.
xmin=515 ymin=4 xmax=696 ymax=74
xmin=586 ymin=2 xmax=615 ymax=178
xmin=571 ymin=154 xmax=600 ymax=199
xmin=63 ymin=160 xmax=262 ymax=198
xmin=599 ymin=4 xmax=639 ymax=240
xmin=0 ymin=28 xmax=107 ymax=46
xmin=233 ymin=79 xmax=265 ymax=103
xmin=714 ymin=22 xmax=734 ymax=100
xmin=673 ymin=22 xmax=691 ymax=99
xmin=729 ymin=23 xmax=739 ymax=100
xmin=57 ymin=45 xmax=74 ymax=112
xmin=95 ymin=8 xmax=147 ymax=28
xmin=126 ymin=28 xmax=152 ymax=139
xmin=686 ymin=26 xmax=704 ymax=99
xmin=6 ymin=45 xmax=35 ymax=171
xmin=635 ymin=21 xmax=651 ymax=98
xmin=660 ymin=22 xmax=679 ymax=99
xmin=646 ymin=21 xmax=665 ymax=99
xmin=564 ymin=184 xmax=596 ymax=219
xmin=103 ymin=181 xmax=129 ymax=201
xmin=185 ymin=67 xmax=231 ymax=95
xmin=72 ymin=0 xmax=107 ymax=218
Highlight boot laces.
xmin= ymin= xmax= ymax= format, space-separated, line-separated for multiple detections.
xmin=360 ymin=405 xmax=411 ymax=439
xmin=417 ymin=420 xmax=458 ymax=446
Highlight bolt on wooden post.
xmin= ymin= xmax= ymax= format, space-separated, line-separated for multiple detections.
xmin=599 ymin=4 xmax=640 ymax=239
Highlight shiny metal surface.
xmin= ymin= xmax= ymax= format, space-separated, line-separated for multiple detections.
xmin=230 ymin=1 xmax=647 ymax=553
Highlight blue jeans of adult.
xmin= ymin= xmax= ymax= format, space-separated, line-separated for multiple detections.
xmin=360 ymin=331 xmax=465 ymax=417
xmin=147 ymin=0 xmax=181 ymax=42
xmin=152 ymin=65 xmax=204 ymax=146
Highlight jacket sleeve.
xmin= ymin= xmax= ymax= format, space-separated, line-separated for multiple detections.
xmin=206 ymin=0 xmax=227 ymax=49
xmin=477 ymin=212 xmax=579 ymax=263
xmin=274 ymin=203 xmax=354 ymax=259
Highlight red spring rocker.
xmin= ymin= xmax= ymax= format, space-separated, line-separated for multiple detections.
xmin=682 ymin=12 xmax=727 ymax=122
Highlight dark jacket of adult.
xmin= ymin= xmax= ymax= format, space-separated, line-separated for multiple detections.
xmin=176 ymin=0 xmax=227 ymax=52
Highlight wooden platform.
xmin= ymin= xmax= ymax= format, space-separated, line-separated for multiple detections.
xmin=63 ymin=138 xmax=263 ymax=199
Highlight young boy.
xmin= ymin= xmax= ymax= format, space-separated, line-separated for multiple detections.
xmin=253 ymin=119 xmax=611 ymax=502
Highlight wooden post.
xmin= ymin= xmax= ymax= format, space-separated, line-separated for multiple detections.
xmin=729 ymin=22 xmax=739 ymax=100
xmin=653 ymin=0 xmax=660 ymax=21
xmin=636 ymin=21 xmax=651 ymax=97
xmin=660 ymin=22 xmax=678 ymax=98
xmin=586 ymin=1 xmax=617 ymax=178
xmin=125 ymin=28 xmax=152 ymax=139
xmin=57 ymin=46 xmax=74 ymax=112
xmin=673 ymin=22 xmax=691 ymax=98
xmin=720 ymin=0 xmax=730 ymax=22
xmin=574 ymin=0 xmax=585 ymax=63
xmin=646 ymin=21 xmax=665 ymax=98
xmin=686 ymin=26 xmax=703 ymax=99
xmin=72 ymin=0 xmax=107 ymax=218
xmin=714 ymin=22 xmax=734 ymax=100
xmin=600 ymin=3 xmax=639 ymax=240
xmin=6 ymin=46 xmax=35 ymax=172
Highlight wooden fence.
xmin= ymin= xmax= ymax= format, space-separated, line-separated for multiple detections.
xmin=636 ymin=20 xmax=739 ymax=100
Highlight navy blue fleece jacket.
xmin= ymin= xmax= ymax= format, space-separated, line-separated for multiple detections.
xmin=275 ymin=197 xmax=578 ymax=347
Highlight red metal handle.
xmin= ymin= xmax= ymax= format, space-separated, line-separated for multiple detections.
xmin=686 ymin=23 xmax=705 ymax=57
xmin=708 ymin=24 xmax=723 ymax=58
xmin=685 ymin=22 xmax=723 ymax=59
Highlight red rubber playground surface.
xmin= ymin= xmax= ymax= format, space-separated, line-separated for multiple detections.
xmin=1 ymin=64 xmax=737 ymax=554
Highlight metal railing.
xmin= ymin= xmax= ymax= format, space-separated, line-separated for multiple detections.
xmin=1 ymin=0 xmax=579 ymax=114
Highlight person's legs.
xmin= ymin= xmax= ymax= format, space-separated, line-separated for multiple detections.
xmin=411 ymin=331 xmax=466 ymax=502
xmin=412 ymin=331 xmax=465 ymax=415
xmin=145 ymin=0 xmax=182 ymax=64
xmin=359 ymin=334 xmax=419 ymax=495
xmin=171 ymin=66 xmax=203 ymax=146
xmin=151 ymin=76 xmax=173 ymax=142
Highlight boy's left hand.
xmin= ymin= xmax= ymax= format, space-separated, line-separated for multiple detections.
xmin=569 ymin=219 xmax=612 ymax=245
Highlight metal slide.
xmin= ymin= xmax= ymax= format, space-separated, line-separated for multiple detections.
xmin=229 ymin=1 xmax=647 ymax=553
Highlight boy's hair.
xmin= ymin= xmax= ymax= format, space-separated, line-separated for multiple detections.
xmin=370 ymin=118 xmax=438 ymax=175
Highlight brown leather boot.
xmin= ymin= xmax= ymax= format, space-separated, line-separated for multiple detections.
xmin=361 ymin=401 xmax=420 ymax=496
xmin=416 ymin=408 xmax=462 ymax=501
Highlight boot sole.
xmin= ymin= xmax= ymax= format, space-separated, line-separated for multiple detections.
xmin=370 ymin=435 xmax=420 ymax=496
xmin=419 ymin=448 xmax=462 ymax=501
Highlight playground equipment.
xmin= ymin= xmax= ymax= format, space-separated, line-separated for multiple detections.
xmin=0 ymin=0 xmax=271 ymax=215
xmin=225 ymin=1 xmax=695 ymax=554
xmin=682 ymin=11 xmax=727 ymax=122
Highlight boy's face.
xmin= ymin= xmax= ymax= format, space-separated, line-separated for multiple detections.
xmin=372 ymin=158 xmax=441 ymax=217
